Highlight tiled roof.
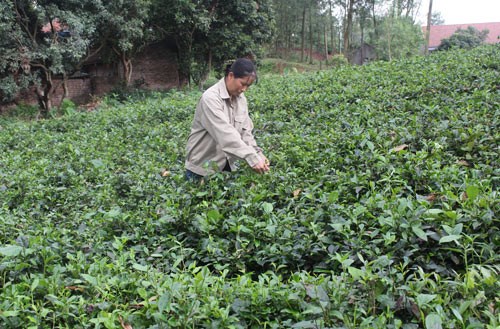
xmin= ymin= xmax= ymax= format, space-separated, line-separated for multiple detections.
xmin=422 ymin=22 xmax=500 ymax=48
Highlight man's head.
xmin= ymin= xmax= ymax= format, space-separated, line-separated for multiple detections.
xmin=225 ymin=58 xmax=257 ymax=97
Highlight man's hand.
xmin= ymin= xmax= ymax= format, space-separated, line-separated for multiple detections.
xmin=252 ymin=158 xmax=270 ymax=174
xmin=263 ymin=155 xmax=270 ymax=166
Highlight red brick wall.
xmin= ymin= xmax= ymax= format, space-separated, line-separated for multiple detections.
xmin=86 ymin=42 xmax=179 ymax=95
xmin=130 ymin=43 xmax=179 ymax=90
xmin=1 ymin=42 xmax=179 ymax=111
xmin=2 ymin=77 xmax=95 ymax=111
xmin=52 ymin=77 xmax=93 ymax=105
xmin=86 ymin=62 xmax=120 ymax=97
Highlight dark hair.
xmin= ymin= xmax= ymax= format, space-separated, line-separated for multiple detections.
xmin=224 ymin=58 xmax=257 ymax=80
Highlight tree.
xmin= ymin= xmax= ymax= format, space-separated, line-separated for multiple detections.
xmin=392 ymin=0 xmax=420 ymax=19
xmin=273 ymin=0 xmax=340 ymax=62
xmin=0 ymin=0 xmax=101 ymax=114
xmin=342 ymin=0 xmax=359 ymax=57
xmin=207 ymin=0 xmax=275 ymax=74
xmin=96 ymin=0 xmax=153 ymax=87
xmin=151 ymin=0 xmax=274 ymax=86
xmin=300 ymin=1 xmax=307 ymax=61
xmin=372 ymin=15 xmax=423 ymax=60
xmin=424 ymin=0 xmax=432 ymax=54
xmin=150 ymin=0 xmax=216 ymax=85
xmin=0 ymin=1 xmax=34 ymax=104
xmin=325 ymin=0 xmax=341 ymax=54
xmin=272 ymin=0 xmax=302 ymax=57
xmin=438 ymin=26 xmax=489 ymax=51
xmin=355 ymin=1 xmax=372 ymax=60
xmin=431 ymin=11 xmax=444 ymax=25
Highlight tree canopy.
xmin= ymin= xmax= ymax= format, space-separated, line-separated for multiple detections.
xmin=1 ymin=0 xmax=431 ymax=113
xmin=438 ymin=26 xmax=489 ymax=51
xmin=1 ymin=0 xmax=102 ymax=113
xmin=1 ymin=0 xmax=274 ymax=112
xmin=97 ymin=0 xmax=153 ymax=87
xmin=150 ymin=0 xmax=274 ymax=86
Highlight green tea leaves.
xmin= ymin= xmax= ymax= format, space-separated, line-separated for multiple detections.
xmin=425 ymin=313 xmax=443 ymax=329
xmin=465 ymin=185 xmax=480 ymax=201
xmin=0 ymin=245 xmax=23 ymax=257
xmin=0 ymin=45 xmax=498 ymax=328
xmin=262 ymin=202 xmax=274 ymax=214
xmin=412 ymin=225 xmax=428 ymax=241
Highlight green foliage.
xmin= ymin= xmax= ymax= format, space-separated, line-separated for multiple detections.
xmin=257 ymin=58 xmax=325 ymax=75
xmin=0 ymin=0 xmax=102 ymax=114
xmin=438 ymin=26 xmax=489 ymax=51
xmin=150 ymin=0 xmax=275 ymax=84
xmin=58 ymin=99 xmax=77 ymax=116
xmin=0 ymin=2 xmax=35 ymax=103
xmin=1 ymin=103 xmax=39 ymax=120
xmin=0 ymin=45 xmax=499 ymax=328
xmin=207 ymin=0 xmax=275 ymax=73
xmin=96 ymin=0 xmax=153 ymax=86
xmin=431 ymin=12 xmax=445 ymax=26
xmin=0 ymin=76 xmax=31 ymax=104
xmin=2 ymin=0 xmax=274 ymax=109
xmin=329 ymin=54 xmax=349 ymax=66
xmin=371 ymin=16 xmax=424 ymax=61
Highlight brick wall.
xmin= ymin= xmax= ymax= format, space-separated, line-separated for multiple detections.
xmin=86 ymin=62 xmax=120 ymax=97
xmin=86 ymin=42 xmax=179 ymax=95
xmin=53 ymin=77 xmax=94 ymax=105
xmin=0 ymin=42 xmax=179 ymax=111
xmin=130 ymin=43 xmax=179 ymax=90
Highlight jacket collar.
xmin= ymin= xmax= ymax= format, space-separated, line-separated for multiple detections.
xmin=217 ymin=78 xmax=230 ymax=100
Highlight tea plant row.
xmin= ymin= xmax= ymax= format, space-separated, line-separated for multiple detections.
xmin=0 ymin=45 xmax=498 ymax=328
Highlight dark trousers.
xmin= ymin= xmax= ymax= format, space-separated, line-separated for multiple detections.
xmin=185 ymin=160 xmax=231 ymax=181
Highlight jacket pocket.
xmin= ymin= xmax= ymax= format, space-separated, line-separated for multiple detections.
xmin=234 ymin=115 xmax=247 ymax=133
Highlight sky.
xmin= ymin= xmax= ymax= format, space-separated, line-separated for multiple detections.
xmin=417 ymin=0 xmax=500 ymax=25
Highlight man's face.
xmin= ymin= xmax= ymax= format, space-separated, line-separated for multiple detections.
xmin=226 ymin=73 xmax=255 ymax=97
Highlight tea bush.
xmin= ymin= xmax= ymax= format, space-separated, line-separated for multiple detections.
xmin=1 ymin=45 xmax=499 ymax=328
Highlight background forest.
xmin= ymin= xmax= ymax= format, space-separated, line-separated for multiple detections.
xmin=1 ymin=0 xmax=442 ymax=114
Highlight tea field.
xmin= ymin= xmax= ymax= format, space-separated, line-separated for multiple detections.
xmin=0 ymin=45 xmax=499 ymax=328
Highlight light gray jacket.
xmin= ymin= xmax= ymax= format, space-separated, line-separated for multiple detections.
xmin=185 ymin=78 xmax=263 ymax=176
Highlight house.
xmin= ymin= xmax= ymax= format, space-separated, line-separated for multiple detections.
xmin=423 ymin=22 xmax=500 ymax=51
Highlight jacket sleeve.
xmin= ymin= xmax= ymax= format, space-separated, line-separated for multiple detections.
xmin=199 ymin=95 xmax=261 ymax=167
xmin=239 ymin=114 xmax=263 ymax=155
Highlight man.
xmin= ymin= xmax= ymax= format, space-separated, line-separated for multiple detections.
xmin=185 ymin=58 xmax=269 ymax=180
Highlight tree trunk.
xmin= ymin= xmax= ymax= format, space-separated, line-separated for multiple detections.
xmin=387 ymin=16 xmax=392 ymax=61
xmin=113 ymin=47 xmax=133 ymax=87
xmin=61 ymin=73 xmax=69 ymax=103
xmin=343 ymin=0 xmax=354 ymax=58
xmin=328 ymin=0 xmax=335 ymax=54
xmin=36 ymin=71 xmax=54 ymax=116
xmin=300 ymin=4 xmax=306 ymax=62
xmin=207 ymin=49 xmax=212 ymax=75
xmin=126 ymin=59 xmax=133 ymax=86
xmin=324 ymin=25 xmax=329 ymax=65
xmin=358 ymin=5 xmax=368 ymax=64
xmin=121 ymin=54 xmax=133 ymax=87
xmin=360 ymin=25 xmax=364 ymax=64
xmin=198 ymin=49 xmax=212 ymax=90
xmin=309 ymin=5 xmax=313 ymax=64
xmin=175 ymin=35 xmax=192 ymax=86
xmin=425 ymin=0 xmax=433 ymax=55
xmin=394 ymin=0 xmax=400 ymax=17
xmin=371 ymin=0 xmax=377 ymax=31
